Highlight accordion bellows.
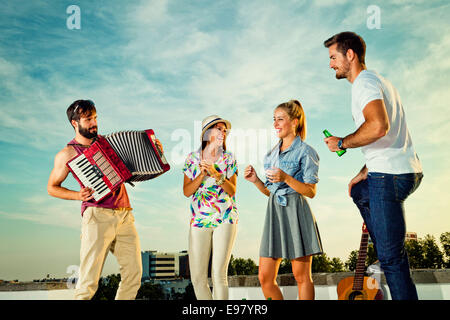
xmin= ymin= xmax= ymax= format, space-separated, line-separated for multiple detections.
xmin=67 ymin=129 xmax=170 ymax=202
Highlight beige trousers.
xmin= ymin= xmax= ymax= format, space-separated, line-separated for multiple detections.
xmin=74 ymin=207 xmax=142 ymax=300
xmin=188 ymin=223 xmax=237 ymax=300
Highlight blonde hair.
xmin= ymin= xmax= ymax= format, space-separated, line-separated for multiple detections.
xmin=275 ymin=99 xmax=307 ymax=140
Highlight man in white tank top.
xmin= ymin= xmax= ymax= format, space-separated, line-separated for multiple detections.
xmin=323 ymin=32 xmax=423 ymax=300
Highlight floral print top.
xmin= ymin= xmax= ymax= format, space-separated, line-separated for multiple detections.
xmin=183 ymin=150 xmax=238 ymax=228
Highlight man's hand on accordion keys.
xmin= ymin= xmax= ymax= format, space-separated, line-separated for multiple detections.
xmin=78 ymin=187 xmax=95 ymax=201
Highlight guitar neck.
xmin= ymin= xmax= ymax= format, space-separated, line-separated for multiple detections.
xmin=352 ymin=231 xmax=369 ymax=291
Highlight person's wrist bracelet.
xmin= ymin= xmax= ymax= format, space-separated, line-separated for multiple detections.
xmin=338 ymin=138 xmax=346 ymax=150
xmin=216 ymin=174 xmax=225 ymax=186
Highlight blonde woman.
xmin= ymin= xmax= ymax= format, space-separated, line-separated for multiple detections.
xmin=183 ymin=115 xmax=238 ymax=300
xmin=245 ymin=100 xmax=323 ymax=300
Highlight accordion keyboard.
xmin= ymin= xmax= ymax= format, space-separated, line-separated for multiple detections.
xmin=66 ymin=129 xmax=169 ymax=204
xmin=68 ymin=153 xmax=112 ymax=201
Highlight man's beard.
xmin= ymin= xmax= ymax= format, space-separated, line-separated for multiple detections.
xmin=335 ymin=61 xmax=350 ymax=80
xmin=78 ymin=123 xmax=98 ymax=139
xmin=335 ymin=71 xmax=347 ymax=79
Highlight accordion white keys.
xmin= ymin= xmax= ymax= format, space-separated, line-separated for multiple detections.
xmin=66 ymin=129 xmax=170 ymax=202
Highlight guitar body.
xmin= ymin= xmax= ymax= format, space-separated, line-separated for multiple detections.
xmin=337 ymin=276 xmax=384 ymax=300
xmin=337 ymin=223 xmax=384 ymax=300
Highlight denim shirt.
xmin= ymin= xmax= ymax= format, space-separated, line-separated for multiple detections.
xmin=264 ymin=136 xmax=319 ymax=206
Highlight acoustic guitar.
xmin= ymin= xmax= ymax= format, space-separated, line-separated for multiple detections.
xmin=337 ymin=223 xmax=384 ymax=300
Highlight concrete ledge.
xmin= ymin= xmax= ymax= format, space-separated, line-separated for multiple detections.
xmin=0 ymin=282 xmax=68 ymax=292
xmin=1 ymin=269 xmax=449 ymax=292
xmin=227 ymin=269 xmax=450 ymax=287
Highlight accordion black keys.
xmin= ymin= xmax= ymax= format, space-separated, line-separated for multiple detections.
xmin=66 ymin=129 xmax=170 ymax=202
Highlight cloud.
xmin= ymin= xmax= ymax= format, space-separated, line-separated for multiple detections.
xmin=132 ymin=0 xmax=170 ymax=27
xmin=0 ymin=201 xmax=81 ymax=230
xmin=0 ymin=0 xmax=343 ymax=152
xmin=313 ymin=0 xmax=349 ymax=7
xmin=389 ymin=34 xmax=450 ymax=149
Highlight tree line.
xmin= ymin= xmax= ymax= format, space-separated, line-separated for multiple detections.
xmin=228 ymin=232 xmax=450 ymax=275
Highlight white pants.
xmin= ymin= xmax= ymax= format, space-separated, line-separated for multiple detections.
xmin=188 ymin=223 xmax=237 ymax=300
xmin=74 ymin=207 xmax=142 ymax=300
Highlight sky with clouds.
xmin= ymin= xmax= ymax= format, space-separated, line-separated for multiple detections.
xmin=0 ymin=0 xmax=449 ymax=281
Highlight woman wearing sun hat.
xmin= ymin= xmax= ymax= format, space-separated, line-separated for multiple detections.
xmin=182 ymin=115 xmax=238 ymax=300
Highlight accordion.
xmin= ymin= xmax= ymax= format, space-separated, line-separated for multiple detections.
xmin=66 ymin=129 xmax=170 ymax=202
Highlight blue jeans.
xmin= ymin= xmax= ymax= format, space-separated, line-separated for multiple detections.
xmin=350 ymin=172 xmax=423 ymax=300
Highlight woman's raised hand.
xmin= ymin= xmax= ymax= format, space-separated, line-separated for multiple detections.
xmin=244 ymin=165 xmax=258 ymax=183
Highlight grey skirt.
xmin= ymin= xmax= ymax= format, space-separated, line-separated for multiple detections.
xmin=259 ymin=193 xmax=323 ymax=260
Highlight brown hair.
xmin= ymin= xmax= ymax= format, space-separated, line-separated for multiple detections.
xmin=66 ymin=99 xmax=96 ymax=128
xmin=201 ymin=123 xmax=227 ymax=151
xmin=275 ymin=100 xmax=307 ymax=141
xmin=324 ymin=31 xmax=366 ymax=66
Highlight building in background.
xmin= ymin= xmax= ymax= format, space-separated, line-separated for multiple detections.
xmin=141 ymin=250 xmax=189 ymax=281
xmin=406 ymin=232 xmax=418 ymax=242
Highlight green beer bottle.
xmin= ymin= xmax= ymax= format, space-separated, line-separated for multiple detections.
xmin=323 ymin=129 xmax=346 ymax=157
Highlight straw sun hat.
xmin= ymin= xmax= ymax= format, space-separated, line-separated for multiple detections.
xmin=200 ymin=115 xmax=231 ymax=142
